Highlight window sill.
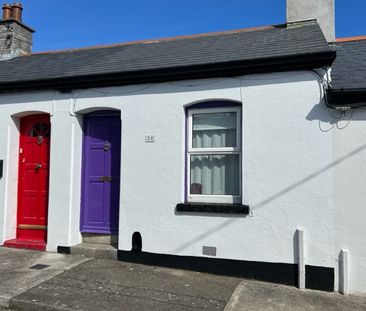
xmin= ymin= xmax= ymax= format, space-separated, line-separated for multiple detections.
xmin=176 ymin=202 xmax=250 ymax=215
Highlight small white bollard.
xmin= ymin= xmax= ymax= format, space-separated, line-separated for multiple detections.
xmin=297 ymin=228 xmax=305 ymax=289
xmin=339 ymin=249 xmax=350 ymax=295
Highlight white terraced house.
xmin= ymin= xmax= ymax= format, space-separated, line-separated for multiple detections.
xmin=0 ymin=0 xmax=366 ymax=295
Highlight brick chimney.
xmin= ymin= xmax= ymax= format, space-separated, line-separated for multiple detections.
xmin=287 ymin=0 xmax=335 ymax=42
xmin=0 ymin=3 xmax=34 ymax=61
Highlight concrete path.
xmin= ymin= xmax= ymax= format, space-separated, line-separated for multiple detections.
xmin=10 ymin=259 xmax=240 ymax=311
xmin=2 ymin=249 xmax=366 ymax=310
xmin=225 ymin=280 xmax=366 ymax=311
xmin=0 ymin=247 xmax=88 ymax=308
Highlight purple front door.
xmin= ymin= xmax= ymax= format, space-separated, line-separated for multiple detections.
xmin=80 ymin=111 xmax=121 ymax=234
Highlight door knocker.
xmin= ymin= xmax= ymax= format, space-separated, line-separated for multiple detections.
xmin=104 ymin=141 xmax=111 ymax=151
xmin=37 ymin=136 xmax=43 ymax=145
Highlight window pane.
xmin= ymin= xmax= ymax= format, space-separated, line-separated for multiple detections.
xmin=190 ymin=154 xmax=240 ymax=195
xmin=29 ymin=123 xmax=50 ymax=137
xmin=192 ymin=112 xmax=237 ymax=148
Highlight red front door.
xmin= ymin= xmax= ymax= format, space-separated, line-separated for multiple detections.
xmin=5 ymin=115 xmax=51 ymax=251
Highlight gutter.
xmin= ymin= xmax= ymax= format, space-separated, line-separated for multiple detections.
xmin=0 ymin=50 xmax=336 ymax=93
xmin=327 ymin=88 xmax=366 ymax=109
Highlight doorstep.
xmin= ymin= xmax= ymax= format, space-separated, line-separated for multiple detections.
xmin=3 ymin=239 xmax=46 ymax=251
xmin=70 ymin=242 xmax=117 ymax=260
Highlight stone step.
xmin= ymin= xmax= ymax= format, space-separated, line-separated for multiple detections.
xmin=3 ymin=238 xmax=46 ymax=251
xmin=70 ymin=243 xmax=117 ymax=260
xmin=82 ymin=233 xmax=118 ymax=245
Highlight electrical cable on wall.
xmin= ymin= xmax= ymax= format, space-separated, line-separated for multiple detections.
xmin=86 ymin=84 xmax=155 ymax=96
xmin=69 ymin=85 xmax=154 ymax=115
xmin=313 ymin=68 xmax=353 ymax=131
xmin=72 ymin=72 xmax=321 ymax=101
xmin=167 ymin=78 xmax=226 ymax=87
xmin=336 ymin=110 xmax=353 ymax=129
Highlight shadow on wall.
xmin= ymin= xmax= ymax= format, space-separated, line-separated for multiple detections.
xmin=306 ymin=103 xmax=337 ymax=123
xmin=73 ymin=79 xmax=239 ymax=98
xmin=169 ymin=217 xmax=245 ymax=254
xmin=307 ymin=103 xmax=366 ymax=123
xmin=252 ymin=143 xmax=366 ymax=211
xmin=305 ymin=103 xmax=366 ymax=132
xmin=172 ymin=142 xmax=366 ymax=254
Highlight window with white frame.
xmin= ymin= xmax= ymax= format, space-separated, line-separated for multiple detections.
xmin=187 ymin=106 xmax=241 ymax=204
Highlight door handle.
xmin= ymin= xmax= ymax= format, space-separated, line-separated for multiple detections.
xmin=35 ymin=163 xmax=42 ymax=170
xmin=99 ymin=176 xmax=112 ymax=182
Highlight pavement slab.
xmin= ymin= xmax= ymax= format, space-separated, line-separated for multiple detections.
xmin=0 ymin=247 xmax=88 ymax=308
xmin=4 ymin=250 xmax=366 ymax=311
xmin=225 ymin=280 xmax=366 ymax=311
xmin=10 ymin=259 xmax=241 ymax=311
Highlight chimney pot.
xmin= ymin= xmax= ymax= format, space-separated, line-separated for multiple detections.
xmin=2 ymin=4 xmax=12 ymax=20
xmin=11 ymin=2 xmax=22 ymax=22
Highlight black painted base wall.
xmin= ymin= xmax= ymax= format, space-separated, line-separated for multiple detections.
xmin=57 ymin=246 xmax=71 ymax=254
xmin=117 ymin=250 xmax=334 ymax=292
xmin=57 ymin=245 xmax=334 ymax=292
xmin=306 ymin=265 xmax=334 ymax=291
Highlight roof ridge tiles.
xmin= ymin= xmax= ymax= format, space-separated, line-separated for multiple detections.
xmin=336 ymin=36 xmax=366 ymax=43
xmin=29 ymin=23 xmax=289 ymax=56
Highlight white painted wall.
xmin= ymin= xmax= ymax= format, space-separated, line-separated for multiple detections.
xmin=333 ymin=108 xmax=366 ymax=294
xmin=0 ymin=91 xmax=54 ymax=243
xmin=116 ymin=72 xmax=335 ymax=272
xmin=0 ymin=71 xmax=364 ymax=293
xmin=47 ymin=94 xmax=84 ymax=251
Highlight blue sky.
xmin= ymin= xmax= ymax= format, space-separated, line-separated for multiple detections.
xmin=13 ymin=0 xmax=366 ymax=52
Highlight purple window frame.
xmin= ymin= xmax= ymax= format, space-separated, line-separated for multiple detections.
xmin=184 ymin=100 xmax=242 ymax=202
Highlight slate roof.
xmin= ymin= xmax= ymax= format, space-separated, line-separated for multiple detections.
xmin=331 ymin=38 xmax=366 ymax=91
xmin=0 ymin=20 xmax=335 ymax=92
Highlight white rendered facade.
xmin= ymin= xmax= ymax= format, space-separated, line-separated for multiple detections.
xmin=0 ymin=70 xmax=365 ymax=293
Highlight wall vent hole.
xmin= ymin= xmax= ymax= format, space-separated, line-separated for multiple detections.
xmin=202 ymin=246 xmax=217 ymax=257
xmin=132 ymin=232 xmax=142 ymax=252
